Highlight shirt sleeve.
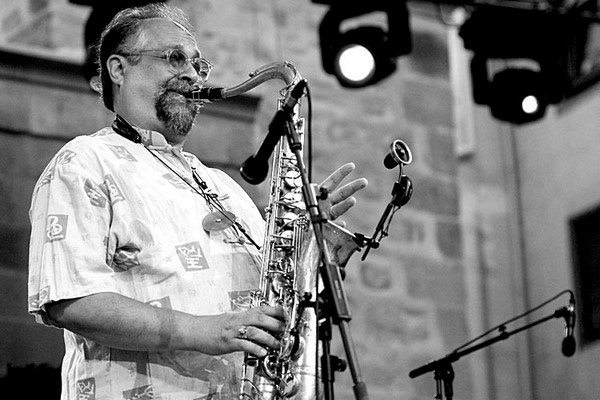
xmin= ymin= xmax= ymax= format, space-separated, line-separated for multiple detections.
xmin=27 ymin=138 xmax=118 ymax=325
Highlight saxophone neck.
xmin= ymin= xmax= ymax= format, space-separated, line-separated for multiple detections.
xmin=187 ymin=61 xmax=302 ymax=107
xmin=242 ymin=61 xmax=302 ymax=92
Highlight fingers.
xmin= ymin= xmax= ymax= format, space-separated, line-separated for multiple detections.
xmin=248 ymin=304 xmax=285 ymax=332
xmin=318 ymin=163 xmax=368 ymax=219
xmin=330 ymin=197 xmax=356 ymax=220
xmin=228 ymin=305 xmax=286 ymax=357
xmin=234 ymin=324 xmax=280 ymax=357
xmin=319 ymin=162 xmax=356 ymax=193
xmin=329 ymin=178 xmax=368 ymax=207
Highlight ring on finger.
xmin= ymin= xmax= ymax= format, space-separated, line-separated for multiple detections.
xmin=237 ymin=326 xmax=248 ymax=340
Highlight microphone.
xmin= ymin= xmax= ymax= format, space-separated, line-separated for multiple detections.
xmin=240 ymin=79 xmax=307 ymax=185
xmin=384 ymin=139 xmax=413 ymax=169
xmin=561 ymin=295 xmax=576 ymax=357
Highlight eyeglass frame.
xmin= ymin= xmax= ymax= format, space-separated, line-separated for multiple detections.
xmin=119 ymin=48 xmax=214 ymax=80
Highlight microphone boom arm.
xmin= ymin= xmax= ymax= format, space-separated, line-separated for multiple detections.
xmin=409 ymin=305 xmax=571 ymax=399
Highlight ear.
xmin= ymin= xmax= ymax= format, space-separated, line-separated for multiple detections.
xmin=107 ymin=55 xmax=127 ymax=86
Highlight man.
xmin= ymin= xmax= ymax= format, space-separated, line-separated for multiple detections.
xmin=28 ymin=3 xmax=367 ymax=400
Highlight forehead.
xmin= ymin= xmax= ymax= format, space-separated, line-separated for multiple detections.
xmin=139 ymin=18 xmax=200 ymax=55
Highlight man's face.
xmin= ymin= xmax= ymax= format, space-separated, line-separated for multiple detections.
xmin=117 ymin=19 xmax=205 ymax=144
xmin=154 ymin=63 xmax=198 ymax=140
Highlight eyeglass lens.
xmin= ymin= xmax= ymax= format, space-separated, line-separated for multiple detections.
xmin=168 ymin=49 xmax=211 ymax=79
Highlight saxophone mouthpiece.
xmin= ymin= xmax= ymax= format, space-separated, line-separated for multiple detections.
xmin=186 ymin=86 xmax=226 ymax=105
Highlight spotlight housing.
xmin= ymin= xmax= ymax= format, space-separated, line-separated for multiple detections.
xmin=316 ymin=2 xmax=411 ymax=88
xmin=330 ymin=26 xmax=397 ymax=88
xmin=459 ymin=7 xmax=582 ymax=124
xmin=489 ymin=68 xmax=548 ymax=124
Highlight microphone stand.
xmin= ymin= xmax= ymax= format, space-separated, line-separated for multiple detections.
xmin=408 ymin=306 xmax=571 ymax=400
xmin=361 ymin=169 xmax=412 ymax=261
xmin=282 ymin=114 xmax=369 ymax=400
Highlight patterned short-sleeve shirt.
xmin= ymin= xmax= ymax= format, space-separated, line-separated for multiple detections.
xmin=28 ymin=126 xmax=265 ymax=400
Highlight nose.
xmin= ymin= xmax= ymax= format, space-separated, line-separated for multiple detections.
xmin=178 ymin=60 xmax=200 ymax=83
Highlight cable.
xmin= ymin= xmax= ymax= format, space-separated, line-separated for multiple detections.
xmin=304 ymin=81 xmax=313 ymax=182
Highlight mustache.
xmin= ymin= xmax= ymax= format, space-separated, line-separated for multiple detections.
xmin=161 ymin=79 xmax=197 ymax=95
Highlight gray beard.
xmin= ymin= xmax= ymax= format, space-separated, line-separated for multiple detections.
xmin=155 ymin=88 xmax=197 ymax=137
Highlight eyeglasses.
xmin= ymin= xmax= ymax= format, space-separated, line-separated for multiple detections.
xmin=122 ymin=48 xmax=214 ymax=80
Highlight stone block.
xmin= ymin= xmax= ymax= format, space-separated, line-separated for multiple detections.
xmin=427 ymin=126 xmax=457 ymax=175
xmin=402 ymin=80 xmax=454 ymax=127
xmin=435 ymin=306 xmax=469 ymax=350
xmin=360 ymin=258 xmax=393 ymax=290
xmin=387 ymin=213 xmax=432 ymax=256
xmin=0 ymin=79 xmax=110 ymax=139
xmin=408 ymin=30 xmax=451 ymax=79
xmin=325 ymin=293 xmax=439 ymax=398
xmin=437 ymin=219 xmax=462 ymax=259
xmin=6 ymin=1 xmax=86 ymax=56
xmin=403 ymin=255 xmax=465 ymax=307
xmin=408 ymin=173 xmax=459 ymax=216
xmin=361 ymin=298 xmax=436 ymax=347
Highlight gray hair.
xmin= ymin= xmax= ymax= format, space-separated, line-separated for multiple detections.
xmin=96 ymin=3 xmax=195 ymax=111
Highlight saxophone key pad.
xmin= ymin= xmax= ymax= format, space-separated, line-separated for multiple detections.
xmin=283 ymin=170 xmax=302 ymax=188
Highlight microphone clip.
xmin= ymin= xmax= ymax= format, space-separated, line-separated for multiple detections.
xmin=391 ymin=175 xmax=413 ymax=208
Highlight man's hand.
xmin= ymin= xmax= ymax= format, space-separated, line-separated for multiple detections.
xmin=318 ymin=162 xmax=368 ymax=222
xmin=202 ymin=305 xmax=285 ymax=358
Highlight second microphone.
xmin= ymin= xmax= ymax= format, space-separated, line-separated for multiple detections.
xmin=240 ymin=79 xmax=307 ymax=185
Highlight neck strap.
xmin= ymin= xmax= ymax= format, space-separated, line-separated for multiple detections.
xmin=112 ymin=115 xmax=142 ymax=143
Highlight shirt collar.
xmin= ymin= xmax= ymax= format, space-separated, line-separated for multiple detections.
xmin=135 ymin=126 xmax=173 ymax=149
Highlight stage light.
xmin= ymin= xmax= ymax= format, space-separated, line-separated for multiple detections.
xmin=522 ymin=95 xmax=540 ymax=115
xmin=459 ymin=7 xmax=580 ymax=124
xmin=315 ymin=2 xmax=411 ymax=88
xmin=487 ymin=67 xmax=548 ymax=124
xmin=329 ymin=26 xmax=398 ymax=88
xmin=336 ymin=44 xmax=376 ymax=83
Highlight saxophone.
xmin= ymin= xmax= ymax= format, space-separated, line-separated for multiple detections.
xmin=189 ymin=62 xmax=362 ymax=400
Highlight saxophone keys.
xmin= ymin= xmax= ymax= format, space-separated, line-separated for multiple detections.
xmin=270 ymin=273 xmax=292 ymax=296
xmin=260 ymin=354 xmax=280 ymax=380
xmin=273 ymin=231 xmax=294 ymax=247
xmin=277 ymin=371 xmax=299 ymax=398
xmin=283 ymin=170 xmax=302 ymax=188
xmin=279 ymin=211 xmax=299 ymax=226
xmin=279 ymin=193 xmax=306 ymax=211
xmin=280 ymin=328 xmax=302 ymax=361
